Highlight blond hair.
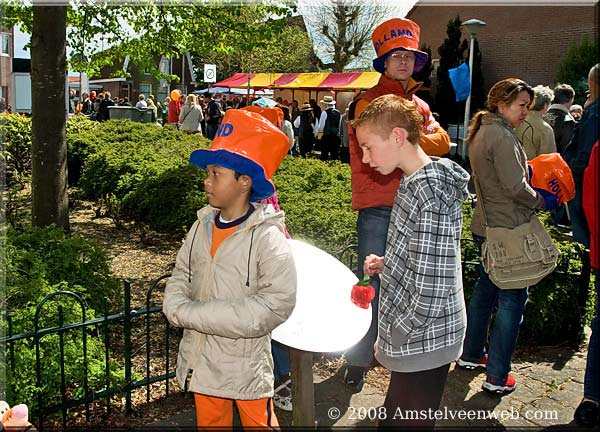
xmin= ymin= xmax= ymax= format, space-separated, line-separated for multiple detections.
xmin=351 ymin=94 xmax=422 ymax=144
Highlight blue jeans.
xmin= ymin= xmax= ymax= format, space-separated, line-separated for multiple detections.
xmin=460 ymin=234 xmax=528 ymax=381
xmin=345 ymin=206 xmax=392 ymax=368
xmin=206 ymin=122 xmax=219 ymax=140
xmin=272 ymin=341 xmax=290 ymax=380
xmin=584 ymin=271 xmax=599 ymax=402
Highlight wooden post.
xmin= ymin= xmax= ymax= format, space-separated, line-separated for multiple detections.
xmin=290 ymin=347 xmax=315 ymax=427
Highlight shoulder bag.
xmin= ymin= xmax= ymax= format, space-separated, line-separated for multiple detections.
xmin=472 ymin=173 xmax=560 ymax=289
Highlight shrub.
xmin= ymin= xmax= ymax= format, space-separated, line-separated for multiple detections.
xmin=1 ymin=113 xmax=32 ymax=185
xmin=3 ymin=225 xmax=126 ymax=411
xmin=460 ymin=202 xmax=594 ymax=347
xmin=274 ymin=157 xmax=357 ymax=256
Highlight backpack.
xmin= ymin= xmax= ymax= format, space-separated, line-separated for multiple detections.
xmin=323 ymin=107 xmax=341 ymax=136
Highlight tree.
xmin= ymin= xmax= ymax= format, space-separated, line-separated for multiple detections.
xmin=303 ymin=0 xmax=391 ymax=71
xmin=434 ymin=16 xmax=468 ymax=129
xmin=196 ymin=15 xmax=319 ymax=82
xmin=412 ymin=45 xmax=434 ymax=108
xmin=2 ymin=2 xmax=293 ymax=229
xmin=30 ymin=6 xmax=69 ymax=231
xmin=556 ymin=37 xmax=598 ymax=106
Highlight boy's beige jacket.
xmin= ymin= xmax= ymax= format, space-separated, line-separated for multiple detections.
xmin=163 ymin=203 xmax=296 ymax=400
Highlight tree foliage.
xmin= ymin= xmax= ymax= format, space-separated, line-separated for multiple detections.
xmin=196 ymin=16 xmax=319 ymax=82
xmin=556 ymin=37 xmax=598 ymax=106
xmin=303 ymin=0 xmax=392 ymax=71
xmin=434 ymin=16 xmax=468 ymax=128
xmin=433 ymin=15 xmax=485 ymax=130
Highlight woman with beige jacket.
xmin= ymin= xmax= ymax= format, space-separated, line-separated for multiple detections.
xmin=456 ymin=78 xmax=558 ymax=395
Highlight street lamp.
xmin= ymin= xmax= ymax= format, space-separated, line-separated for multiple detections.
xmin=461 ymin=18 xmax=486 ymax=159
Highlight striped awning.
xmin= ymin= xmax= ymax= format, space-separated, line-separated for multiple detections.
xmin=212 ymin=72 xmax=381 ymax=90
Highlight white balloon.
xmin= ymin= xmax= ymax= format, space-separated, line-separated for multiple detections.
xmin=272 ymin=239 xmax=372 ymax=353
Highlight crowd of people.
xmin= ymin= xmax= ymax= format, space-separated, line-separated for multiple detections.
xmin=156 ymin=14 xmax=600 ymax=431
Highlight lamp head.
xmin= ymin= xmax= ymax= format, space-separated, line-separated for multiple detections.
xmin=461 ymin=19 xmax=486 ymax=37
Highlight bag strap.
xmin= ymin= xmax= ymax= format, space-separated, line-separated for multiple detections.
xmin=471 ymin=164 xmax=489 ymax=229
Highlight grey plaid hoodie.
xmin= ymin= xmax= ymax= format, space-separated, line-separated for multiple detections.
xmin=375 ymin=158 xmax=470 ymax=373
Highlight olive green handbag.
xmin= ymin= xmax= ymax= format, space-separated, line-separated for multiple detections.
xmin=473 ymin=174 xmax=560 ymax=289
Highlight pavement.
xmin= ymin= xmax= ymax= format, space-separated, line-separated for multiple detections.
xmin=147 ymin=336 xmax=593 ymax=430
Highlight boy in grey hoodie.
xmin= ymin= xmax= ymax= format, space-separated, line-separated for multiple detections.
xmin=353 ymin=94 xmax=470 ymax=429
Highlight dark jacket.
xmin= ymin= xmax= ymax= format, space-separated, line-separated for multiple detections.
xmin=565 ymin=99 xmax=599 ymax=246
xmin=544 ymin=104 xmax=577 ymax=154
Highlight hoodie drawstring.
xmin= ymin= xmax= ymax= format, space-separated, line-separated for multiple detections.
xmin=188 ymin=222 xmax=201 ymax=283
xmin=246 ymin=226 xmax=257 ymax=287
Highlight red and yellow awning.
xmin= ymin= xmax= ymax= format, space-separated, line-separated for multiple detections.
xmin=213 ymin=72 xmax=381 ymax=90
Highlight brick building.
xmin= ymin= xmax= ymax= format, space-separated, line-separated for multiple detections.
xmin=407 ymin=4 xmax=598 ymax=94
xmin=0 ymin=25 xmax=13 ymax=106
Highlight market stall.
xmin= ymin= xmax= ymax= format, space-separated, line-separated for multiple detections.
xmin=212 ymin=72 xmax=381 ymax=112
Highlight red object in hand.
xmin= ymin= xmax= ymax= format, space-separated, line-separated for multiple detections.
xmin=351 ymin=275 xmax=375 ymax=309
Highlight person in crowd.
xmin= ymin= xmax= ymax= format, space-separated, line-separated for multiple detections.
xmin=570 ymin=104 xmax=584 ymax=121
xmin=68 ymin=89 xmax=76 ymax=113
xmin=162 ymin=97 xmax=170 ymax=125
xmin=92 ymin=92 xmax=103 ymax=120
xmin=344 ymin=18 xmax=451 ymax=392
xmin=566 ymin=65 xmax=599 ymax=427
xmin=340 ymin=107 xmax=350 ymax=163
xmin=456 ymin=78 xmax=558 ymax=395
xmin=162 ymin=109 xmax=296 ymax=429
xmin=543 ymin=83 xmax=577 ymax=226
xmin=575 ymin=138 xmax=599 ymax=428
xmin=317 ymin=96 xmax=341 ymax=161
xmin=309 ymin=98 xmax=321 ymax=122
xmin=179 ymin=94 xmax=204 ymax=134
xmin=206 ymin=94 xmax=224 ymax=139
xmin=515 ymin=85 xmax=556 ymax=160
xmin=279 ymin=105 xmax=295 ymax=153
xmin=355 ymin=94 xmax=469 ymax=429
xmin=80 ymin=93 xmax=92 ymax=115
xmin=168 ymin=93 xmax=182 ymax=128
xmin=293 ymin=103 xmax=318 ymax=158
xmin=544 ymin=83 xmax=577 ymax=154
xmin=136 ymin=94 xmax=148 ymax=109
xmin=291 ymin=99 xmax=300 ymax=124
xmin=0 ymin=97 xmax=6 ymax=113
xmin=238 ymin=96 xmax=248 ymax=109
xmin=98 ymin=92 xmax=115 ymax=122
xmin=146 ymin=98 xmax=159 ymax=125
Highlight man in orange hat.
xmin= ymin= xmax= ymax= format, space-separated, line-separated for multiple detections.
xmin=344 ymin=17 xmax=451 ymax=391
xmin=163 ymin=109 xmax=296 ymax=429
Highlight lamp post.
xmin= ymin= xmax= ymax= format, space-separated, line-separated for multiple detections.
xmin=461 ymin=18 xmax=486 ymax=159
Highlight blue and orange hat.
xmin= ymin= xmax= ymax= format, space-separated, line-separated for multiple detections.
xmin=189 ymin=109 xmax=289 ymax=201
xmin=372 ymin=18 xmax=428 ymax=74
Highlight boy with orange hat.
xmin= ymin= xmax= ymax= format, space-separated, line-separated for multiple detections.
xmin=162 ymin=109 xmax=297 ymax=429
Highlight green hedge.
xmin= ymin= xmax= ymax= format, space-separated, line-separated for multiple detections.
xmin=3 ymin=226 xmax=126 ymax=411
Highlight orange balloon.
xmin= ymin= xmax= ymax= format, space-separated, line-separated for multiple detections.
xmin=170 ymin=89 xmax=181 ymax=101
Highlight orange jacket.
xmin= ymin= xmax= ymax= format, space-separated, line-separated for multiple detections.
xmin=348 ymin=75 xmax=451 ymax=210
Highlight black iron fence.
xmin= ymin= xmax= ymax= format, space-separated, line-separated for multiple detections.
xmin=1 ymin=274 xmax=178 ymax=431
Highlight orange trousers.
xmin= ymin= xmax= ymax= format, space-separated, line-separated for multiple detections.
xmin=194 ymin=393 xmax=279 ymax=430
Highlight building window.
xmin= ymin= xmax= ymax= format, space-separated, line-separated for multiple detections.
xmin=139 ymin=83 xmax=152 ymax=97
xmin=1 ymin=34 xmax=10 ymax=56
xmin=120 ymin=83 xmax=130 ymax=101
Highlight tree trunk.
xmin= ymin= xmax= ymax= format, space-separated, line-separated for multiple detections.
xmin=31 ymin=5 xmax=69 ymax=231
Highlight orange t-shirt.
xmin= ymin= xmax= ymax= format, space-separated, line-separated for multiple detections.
xmin=210 ymin=206 xmax=255 ymax=257
xmin=211 ymin=224 xmax=237 ymax=257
